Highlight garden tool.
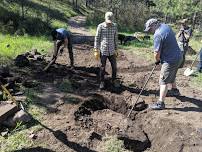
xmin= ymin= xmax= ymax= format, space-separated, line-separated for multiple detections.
xmin=127 ymin=63 xmax=158 ymax=117
xmin=0 ymin=81 xmax=25 ymax=110
xmin=184 ymin=48 xmax=202 ymax=76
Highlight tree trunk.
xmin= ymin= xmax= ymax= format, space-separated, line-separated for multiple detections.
xmin=192 ymin=12 xmax=197 ymax=30
xmin=21 ymin=1 xmax=24 ymax=19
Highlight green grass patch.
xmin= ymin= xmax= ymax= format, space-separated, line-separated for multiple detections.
xmin=120 ymin=39 xmax=153 ymax=62
xmin=98 ymin=136 xmax=130 ymax=152
xmin=0 ymin=130 xmax=33 ymax=152
xmin=191 ymin=72 xmax=202 ymax=90
xmin=0 ymin=34 xmax=52 ymax=64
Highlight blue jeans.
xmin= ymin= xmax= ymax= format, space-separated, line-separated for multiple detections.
xmin=198 ymin=49 xmax=202 ymax=72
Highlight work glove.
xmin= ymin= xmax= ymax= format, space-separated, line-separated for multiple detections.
xmin=94 ymin=48 xmax=100 ymax=60
xmin=155 ymin=60 xmax=160 ymax=65
xmin=114 ymin=50 xmax=119 ymax=58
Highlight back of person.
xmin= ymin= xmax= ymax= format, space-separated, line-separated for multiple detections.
xmin=56 ymin=28 xmax=70 ymax=40
xmin=154 ymin=24 xmax=182 ymax=64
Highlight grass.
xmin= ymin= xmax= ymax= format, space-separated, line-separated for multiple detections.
xmin=0 ymin=130 xmax=34 ymax=152
xmin=0 ymin=0 xmax=78 ymax=64
xmin=191 ymin=72 xmax=202 ymax=90
xmin=0 ymin=34 xmax=52 ymax=64
xmin=119 ymin=38 xmax=154 ymax=62
xmin=98 ymin=136 xmax=130 ymax=152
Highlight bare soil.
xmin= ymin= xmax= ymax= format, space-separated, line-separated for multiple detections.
xmin=9 ymin=16 xmax=202 ymax=152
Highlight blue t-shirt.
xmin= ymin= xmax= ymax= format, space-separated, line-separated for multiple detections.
xmin=154 ymin=24 xmax=182 ymax=64
xmin=56 ymin=28 xmax=70 ymax=40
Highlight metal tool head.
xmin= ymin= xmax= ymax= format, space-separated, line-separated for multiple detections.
xmin=184 ymin=68 xmax=195 ymax=76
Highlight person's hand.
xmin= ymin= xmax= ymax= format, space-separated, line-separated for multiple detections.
xmin=155 ymin=60 xmax=160 ymax=65
xmin=94 ymin=48 xmax=100 ymax=60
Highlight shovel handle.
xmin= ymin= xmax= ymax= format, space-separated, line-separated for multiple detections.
xmin=190 ymin=48 xmax=202 ymax=69
xmin=127 ymin=64 xmax=157 ymax=117
xmin=1 ymin=84 xmax=16 ymax=103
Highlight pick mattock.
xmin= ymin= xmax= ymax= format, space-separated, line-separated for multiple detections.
xmin=127 ymin=63 xmax=158 ymax=118
xmin=184 ymin=48 xmax=202 ymax=76
xmin=0 ymin=81 xmax=25 ymax=110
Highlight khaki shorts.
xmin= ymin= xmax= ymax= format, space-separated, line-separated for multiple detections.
xmin=159 ymin=60 xmax=182 ymax=85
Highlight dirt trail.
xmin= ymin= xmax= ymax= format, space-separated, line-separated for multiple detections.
xmin=12 ymin=16 xmax=202 ymax=152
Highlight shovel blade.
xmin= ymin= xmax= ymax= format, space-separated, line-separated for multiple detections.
xmin=184 ymin=68 xmax=194 ymax=76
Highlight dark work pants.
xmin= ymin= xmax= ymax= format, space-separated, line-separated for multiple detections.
xmin=179 ymin=42 xmax=188 ymax=68
xmin=100 ymin=54 xmax=117 ymax=82
xmin=52 ymin=37 xmax=74 ymax=66
xmin=198 ymin=50 xmax=202 ymax=72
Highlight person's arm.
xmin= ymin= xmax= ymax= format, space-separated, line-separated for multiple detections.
xmin=153 ymin=35 xmax=162 ymax=63
xmin=94 ymin=24 xmax=101 ymax=49
xmin=114 ymin=24 xmax=118 ymax=50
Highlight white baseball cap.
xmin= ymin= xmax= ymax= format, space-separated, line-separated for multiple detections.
xmin=105 ymin=12 xmax=113 ymax=23
xmin=144 ymin=18 xmax=158 ymax=32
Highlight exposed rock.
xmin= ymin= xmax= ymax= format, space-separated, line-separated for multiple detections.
xmin=13 ymin=110 xmax=32 ymax=123
xmin=0 ymin=103 xmax=18 ymax=123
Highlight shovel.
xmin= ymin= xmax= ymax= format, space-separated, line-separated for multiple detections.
xmin=127 ymin=63 xmax=158 ymax=117
xmin=0 ymin=81 xmax=25 ymax=111
xmin=184 ymin=48 xmax=202 ymax=76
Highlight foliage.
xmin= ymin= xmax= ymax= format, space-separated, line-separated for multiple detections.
xmin=86 ymin=0 xmax=149 ymax=32
xmin=152 ymin=0 xmax=202 ymax=25
xmin=0 ymin=0 xmax=77 ymax=35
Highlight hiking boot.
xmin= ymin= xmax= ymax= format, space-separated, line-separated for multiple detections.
xmin=99 ymin=81 xmax=104 ymax=89
xmin=149 ymin=101 xmax=165 ymax=110
xmin=167 ymin=88 xmax=181 ymax=96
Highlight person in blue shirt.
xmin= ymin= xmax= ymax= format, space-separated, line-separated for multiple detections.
xmin=198 ymin=48 xmax=202 ymax=72
xmin=144 ymin=19 xmax=183 ymax=110
xmin=44 ymin=28 xmax=74 ymax=71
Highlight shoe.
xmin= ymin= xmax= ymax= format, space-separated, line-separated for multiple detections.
xmin=149 ymin=101 xmax=165 ymax=110
xmin=167 ymin=88 xmax=180 ymax=96
xmin=99 ymin=81 xmax=104 ymax=89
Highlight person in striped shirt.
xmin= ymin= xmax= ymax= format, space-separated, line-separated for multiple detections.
xmin=94 ymin=12 xmax=118 ymax=89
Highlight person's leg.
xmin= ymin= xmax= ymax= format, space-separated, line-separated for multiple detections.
xmin=100 ymin=55 xmax=107 ymax=88
xmin=67 ymin=37 xmax=74 ymax=67
xmin=150 ymin=63 xmax=170 ymax=110
xmin=108 ymin=55 xmax=117 ymax=81
xmin=159 ymin=84 xmax=168 ymax=102
xmin=169 ymin=58 xmax=182 ymax=96
xmin=179 ymin=42 xmax=185 ymax=68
